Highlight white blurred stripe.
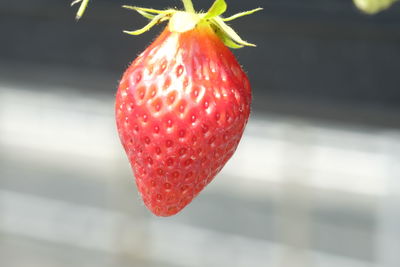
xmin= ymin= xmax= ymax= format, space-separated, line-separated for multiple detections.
xmin=224 ymin=124 xmax=391 ymax=196
xmin=0 ymin=86 xmax=119 ymax=160
xmin=0 ymin=190 xmax=128 ymax=253
xmin=0 ymin=189 xmax=375 ymax=267
xmin=0 ymin=85 xmax=398 ymax=197
xmin=149 ymin=219 xmax=280 ymax=267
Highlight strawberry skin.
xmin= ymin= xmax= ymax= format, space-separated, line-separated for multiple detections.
xmin=115 ymin=0 xmax=262 ymax=216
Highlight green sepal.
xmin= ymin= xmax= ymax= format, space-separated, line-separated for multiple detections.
xmin=123 ymin=6 xmax=175 ymax=15
xmin=133 ymin=9 xmax=156 ymax=20
xmin=204 ymin=0 xmax=227 ymax=19
xmin=211 ymin=17 xmax=256 ymax=48
xmin=122 ymin=6 xmax=177 ymax=35
xmin=124 ymin=13 xmax=169 ymax=35
xmin=213 ymin=26 xmax=244 ymax=48
xmin=222 ymin=7 xmax=263 ymax=22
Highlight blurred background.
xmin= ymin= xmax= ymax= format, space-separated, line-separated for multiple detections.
xmin=1 ymin=0 xmax=400 ymax=266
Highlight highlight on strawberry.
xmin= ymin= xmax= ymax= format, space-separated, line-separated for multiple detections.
xmin=115 ymin=0 xmax=262 ymax=216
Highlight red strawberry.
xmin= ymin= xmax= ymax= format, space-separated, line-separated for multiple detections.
xmin=115 ymin=0 xmax=262 ymax=216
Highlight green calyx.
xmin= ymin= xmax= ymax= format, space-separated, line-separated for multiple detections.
xmin=123 ymin=0 xmax=263 ymax=49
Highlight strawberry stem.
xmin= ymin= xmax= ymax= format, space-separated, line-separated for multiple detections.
xmin=182 ymin=0 xmax=195 ymax=13
xmin=71 ymin=0 xmax=90 ymax=20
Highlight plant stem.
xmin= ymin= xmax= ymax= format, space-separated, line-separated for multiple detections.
xmin=76 ymin=0 xmax=90 ymax=20
xmin=181 ymin=0 xmax=195 ymax=13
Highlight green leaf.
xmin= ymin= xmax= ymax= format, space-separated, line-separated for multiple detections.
xmin=124 ymin=13 xmax=167 ymax=35
xmin=123 ymin=6 xmax=173 ymax=15
xmin=134 ymin=9 xmax=156 ymax=20
xmin=222 ymin=8 xmax=263 ymax=22
xmin=211 ymin=23 xmax=243 ymax=48
xmin=211 ymin=17 xmax=256 ymax=47
xmin=219 ymin=35 xmax=245 ymax=49
xmin=204 ymin=0 xmax=227 ymax=19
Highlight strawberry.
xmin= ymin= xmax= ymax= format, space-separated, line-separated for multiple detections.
xmin=115 ymin=0 xmax=262 ymax=216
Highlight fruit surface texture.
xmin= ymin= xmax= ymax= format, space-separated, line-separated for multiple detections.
xmin=116 ymin=1 xmax=259 ymax=216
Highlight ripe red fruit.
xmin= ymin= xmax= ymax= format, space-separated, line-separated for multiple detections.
xmin=115 ymin=0 xmax=261 ymax=216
